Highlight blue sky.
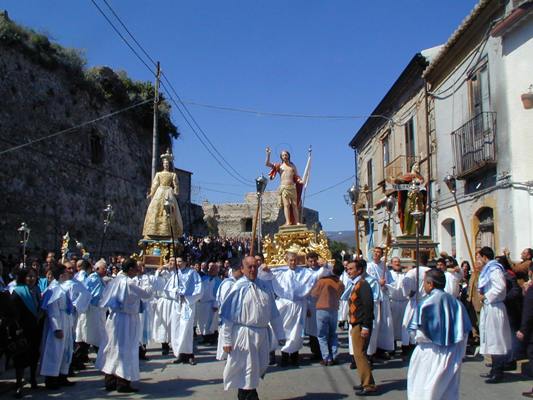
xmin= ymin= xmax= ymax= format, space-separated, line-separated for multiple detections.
xmin=4 ymin=0 xmax=478 ymax=231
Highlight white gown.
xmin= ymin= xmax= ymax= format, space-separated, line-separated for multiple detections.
xmin=197 ymin=276 xmax=221 ymax=335
xmin=168 ymin=267 xmax=202 ymax=356
xmin=338 ymin=271 xmax=350 ymax=322
xmin=388 ymin=270 xmax=408 ymax=341
xmin=95 ymin=273 xmax=151 ymax=382
xmin=366 ymin=261 xmax=395 ymax=352
xmin=260 ymin=265 xmax=328 ymax=354
xmin=216 ymin=277 xmax=238 ymax=360
xmin=408 ymin=331 xmax=467 ymax=400
xmin=152 ymin=269 xmax=174 ymax=343
xmin=479 ymin=267 xmax=512 ymax=355
xmin=401 ymin=266 xmax=430 ymax=346
xmin=40 ymin=281 xmax=73 ymax=377
xmin=221 ymin=279 xmax=285 ymax=390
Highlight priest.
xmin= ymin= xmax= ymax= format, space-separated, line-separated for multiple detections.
xmin=95 ymin=258 xmax=151 ymax=393
xmin=407 ymin=268 xmax=472 ymax=400
xmin=221 ymin=256 xmax=286 ymax=400
xmin=197 ymin=262 xmax=222 ymax=345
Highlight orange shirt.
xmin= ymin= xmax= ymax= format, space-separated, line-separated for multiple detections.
xmin=311 ymin=275 xmax=345 ymax=310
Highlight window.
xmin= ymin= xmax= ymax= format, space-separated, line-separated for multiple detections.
xmin=367 ymin=159 xmax=373 ymax=207
xmin=242 ymin=218 xmax=253 ymax=232
xmin=469 ymin=62 xmax=490 ymax=117
xmin=90 ymin=134 xmax=104 ymax=165
xmin=404 ymin=118 xmax=416 ymax=170
xmin=382 ymin=133 xmax=391 ymax=168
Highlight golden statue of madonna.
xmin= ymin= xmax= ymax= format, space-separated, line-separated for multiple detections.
xmin=142 ymin=150 xmax=183 ymax=239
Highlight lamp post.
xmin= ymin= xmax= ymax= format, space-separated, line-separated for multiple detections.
xmin=347 ymin=184 xmax=361 ymax=258
xmin=98 ymin=204 xmax=114 ymax=259
xmin=362 ymin=184 xmax=373 ymax=259
xmin=17 ymin=222 xmax=30 ymax=267
xmin=410 ymin=181 xmax=425 ymax=302
xmin=251 ymin=175 xmax=268 ymax=256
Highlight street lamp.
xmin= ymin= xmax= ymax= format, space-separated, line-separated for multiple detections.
xmin=362 ymin=184 xmax=373 ymax=259
xmin=17 ymin=222 xmax=30 ymax=267
xmin=347 ymin=184 xmax=361 ymax=257
xmin=98 ymin=204 xmax=114 ymax=259
xmin=251 ymin=175 xmax=268 ymax=256
xmin=444 ymin=174 xmax=476 ymax=296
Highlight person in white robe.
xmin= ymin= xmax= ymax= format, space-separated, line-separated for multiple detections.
xmin=259 ymin=252 xmax=329 ymax=366
xmin=407 ymin=268 xmax=472 ymax=400
xmin=401 ymin=254 xmax=431 ymax=352
xmin=436 ymin=258 xmax=462 ymax=298
xmin=39 ymin=264 xmax=76 ymax=389
xmin=133 ymin=261 xmax=157 ymax=360
xmin=477 ymin=247 xmax=512 ymax=383
xmin=221 ymin=256 xmax=286 ymax=400
xmin=338 ymin=261 xmax=350 ymax=330
xmin=197 ymin=262 xmax=222 ymax=344
xmin=366 ymin=247 xmax=395 ymax=358
xmin=75 ymin=259 xmax=107 ymax=351
xmin=152 ymin=257 xmax=176 ymax=355
xmin=95 ymin=258 xmax=151 ymax=393
xmin=63 ymin=261 xmax=91 ymax=371
xmin=388 ymin=257 xmax=408 ymax=344
xmin=153 ymin=257 xmax=202 ymax=365
xmin=216 ymin=265 xmax=243 ymax=361
xmin=304 ymin=252 xmax=322 ymax=360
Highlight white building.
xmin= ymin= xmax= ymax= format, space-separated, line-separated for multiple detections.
xmin=424 ymin=0 xmax=533 ymax=264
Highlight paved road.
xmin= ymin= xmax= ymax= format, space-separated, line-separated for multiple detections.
xmin=1 ymin=332 xmax=530 ymax=399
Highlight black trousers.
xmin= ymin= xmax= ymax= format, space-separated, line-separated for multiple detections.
xmin=238 ymin=388 xmax=259 ymax=400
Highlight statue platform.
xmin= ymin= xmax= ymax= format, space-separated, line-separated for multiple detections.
xmin=389 ymin=235 xmax=439 ymax=266
xmin=137 ymin=238 xmax=183 ymax=268
xmin=263 ymin=224 xmax=332 ymax=267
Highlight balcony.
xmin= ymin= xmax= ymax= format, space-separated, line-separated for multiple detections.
xmin=452 ymin=112 xmax=497 ymax=178
xmin=384 ymin=155 xmax=419 ymax=183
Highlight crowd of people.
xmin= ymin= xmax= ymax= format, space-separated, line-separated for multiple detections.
xmin=0 ymin=244 xmax=531 ymax=399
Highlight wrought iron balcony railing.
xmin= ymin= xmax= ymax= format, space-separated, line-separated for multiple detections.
xmin=384 ymin=155 xmax=419 ymax=183
xmin=452 ymin=112 xmax=497 ymax=178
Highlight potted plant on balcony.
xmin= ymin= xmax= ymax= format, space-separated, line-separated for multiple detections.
xmin=521 ymin=85 xmax=533 ymax=110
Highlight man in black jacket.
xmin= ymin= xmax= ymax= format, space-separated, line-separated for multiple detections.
xmin=517 ymin=265 xmax=533 ymax=398
xmin=346 ymin=259 xmax=376 ymax=396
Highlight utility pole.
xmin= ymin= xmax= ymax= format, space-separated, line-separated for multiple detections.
xmin=151 ymin=61 xmax=161 ymax=180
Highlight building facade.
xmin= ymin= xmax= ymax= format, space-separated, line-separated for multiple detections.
xmin=348 ymin=0 xmax=533 ymax=263
xmin=425 ymin=0 xmax=533 ymax=264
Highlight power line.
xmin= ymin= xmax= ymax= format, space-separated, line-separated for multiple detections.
xmin=0 ymin=98 xmax=153 ymax=156
xmin=306 ymin=175 xmax=355 ymax=198
xmin=159 ymin=82 xmax=252 ymax=186
xmin=90 ymin=0 xmax=254 ymax=186
xmin=160 ymin=74 xmax=254 ymax=184
xmin=101 ymin=0 xmax=158 ymax=67
xmin=183 ymin=100 xmax=395 ymax=121
xmin=90 ymin=0 xmax=155 ymax=77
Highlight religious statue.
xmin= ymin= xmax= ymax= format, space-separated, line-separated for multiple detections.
xmin=265 ymin=147 xmax=303 ymax=226
xmin=142 ymin=150 xmax=183 ymax=239
xmin=394 ymin=161 xmax=426 ymax=235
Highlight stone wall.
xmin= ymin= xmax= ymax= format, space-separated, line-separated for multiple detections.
xmin=202 ymin=191 xmax=321 ymax=238
xmin=0 ymin=16 xmax=203 ymax=258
